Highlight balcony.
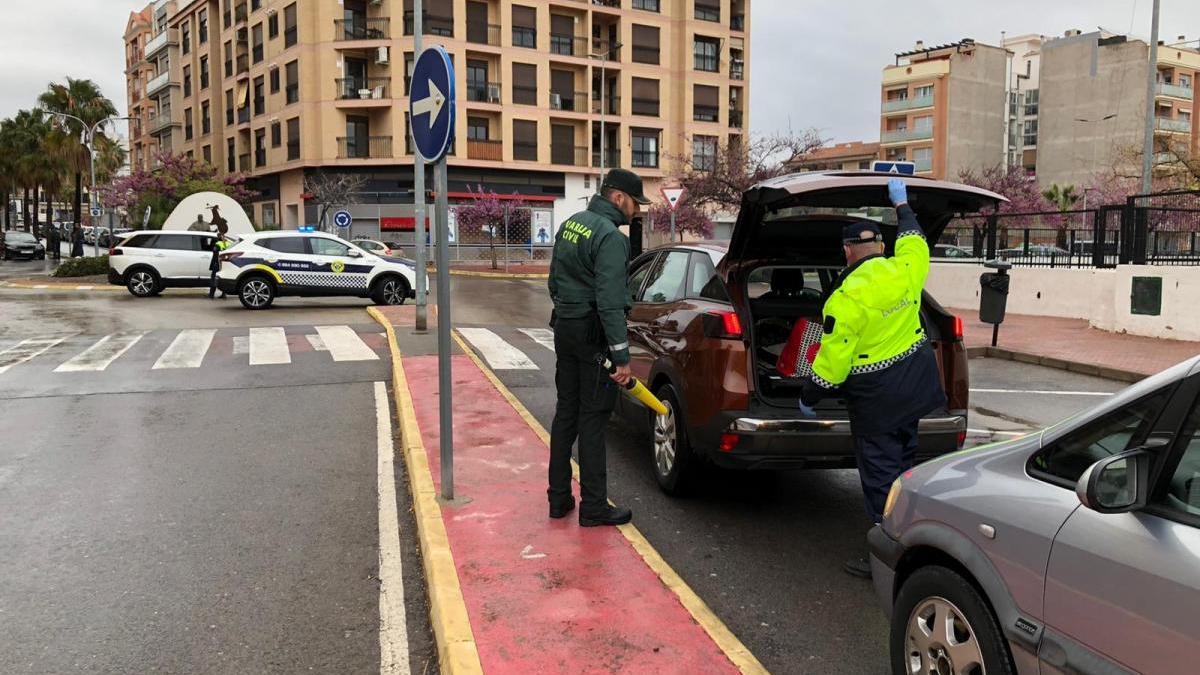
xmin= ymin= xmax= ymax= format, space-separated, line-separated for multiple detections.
xmin=335 ymin=17 xmax=390 ymax=41
xmin=467 ymin=139 xmax=503 ymax=161
xmin=591 ymin=148 xmax=618 ymax=168
xmin=237 ymin=107 xmax=250 ymax=125
xmin=234 ymin=3 xmax=247 ymax=24
xmin=914 ymin=157 xmax=933 ymax=173
xmin=731 ymin=63 xmax=744 ymax=81
xmin=466 ymin=82 xmax=502 ymax=104
xmin=466 ymin=23 xmax=500 ymax=46
xmin=882 ymin=94 xmax=935 ymax=113
xmin=591 ymin=95 xmax=619 ymax=115
xmin=729 ymin=110 xmax=744 ymax=128
xmin=591 ymin=0 xmax=620 ymax=7
xmin=238 ymin=153 xmax=251 ymax=171
xmin=236 ymin=54 xmax=250 ymax=76
xmin=337 ymin=77 xmax=391 ymax=100
xmin=882 ymin=127 xmax=934 ymax=143
xmin=144 ymin=29 xmax=177 ymax=59
xmin=550 ymin=91 xmax=588 ymax=112
xmin=338 ymin=135 xmax=393 ymax=159
xmin=150 ymin=111 xmax=179 ymax=134
xmin=591 ymin=38 xmax=621 ymax=60
xmin=1157 ymin=82 xmax=1194 ymax=100
xmin=1155 ymin=117 xmax=1192 ymax=134
xmin=550 ymin=34 xmax=587 ymax=57
xmin=693 ymin=105 xmax=719 ymax=123
xmin=730 ymin=14 xmax=745 ymax=31
xmin=146 ymin=71 xmax=174 ymax=96
xmin=403 ymin=12 xmax=453 ymax=37
xmin=551 ymin=144 xmax=588 ymax=167
xmin=255 ymin=149 xmax=267 ymax=167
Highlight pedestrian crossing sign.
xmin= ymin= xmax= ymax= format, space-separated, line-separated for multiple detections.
xmin=661 ymin=187 xmax=686 ymax=211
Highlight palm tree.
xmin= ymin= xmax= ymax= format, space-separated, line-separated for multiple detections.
xmin=1042 ymin=183 xmax=1079 ymax=212
xmin=93 ymin=134 xmax=128 ymax=185
xmin=1 ymin=110 xmax=49 ymax=232
xmin=37 ymin=78 xmax=117 ymax=228
xmin=0 ymin=117 xmax=16 ymax=230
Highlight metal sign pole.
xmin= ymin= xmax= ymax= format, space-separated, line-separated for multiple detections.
xmin=434 ymin=158 xmax=454 ymax=499
xmin=669 ymin=210 xmax=676 ymax=242
xmin=413 ymin=0 xmax=427 ymax=332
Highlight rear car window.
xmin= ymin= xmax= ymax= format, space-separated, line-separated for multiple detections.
xmin=688 ymin=251 xmax=728 ymax=301
xmin=311 ymin=238 xmax=352 ymax=257
xmin=150 ymin=234 xmax=202 ymax=251
xmin=121 ymin=234 xmax=154 ymax=248
xmin=260 ymin=237 xmax=308 ymax=254
xmin=642 ymin=251 xmax=690 ymax=304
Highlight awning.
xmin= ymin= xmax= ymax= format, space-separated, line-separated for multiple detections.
xmin=236 ymin=82 xmax=249 ymax=108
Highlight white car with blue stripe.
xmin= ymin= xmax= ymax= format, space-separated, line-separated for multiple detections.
xmin=216 ymin=230 xmax=424 ymax=310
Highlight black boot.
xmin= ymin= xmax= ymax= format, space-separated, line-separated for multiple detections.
xmin=549 ymin=496 xmax=575 ymax=519
xmin=579 ymin=505 xmax=632 ymax=527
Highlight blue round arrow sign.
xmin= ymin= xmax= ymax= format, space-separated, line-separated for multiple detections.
xmin=333 ymin=210 xmax=353 ymax=228
xmin=409 ymin=46 xmax=456 ymax=163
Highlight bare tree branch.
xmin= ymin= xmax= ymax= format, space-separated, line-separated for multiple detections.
xmin=303 ymin=172 xmax=367 ymax=231
xmin=667 ymin=130 xmax=826 ymax=212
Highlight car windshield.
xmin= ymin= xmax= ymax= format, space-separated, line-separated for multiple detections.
xmin=7 ymin=232 xmax=36 ymax=243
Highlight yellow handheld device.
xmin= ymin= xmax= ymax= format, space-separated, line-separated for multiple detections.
xmin=599 ymin=356 xmax=669 ymax=416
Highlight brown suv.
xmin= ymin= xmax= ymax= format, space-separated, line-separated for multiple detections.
xmin=619 ymin=172 xmax=1004 ymax=494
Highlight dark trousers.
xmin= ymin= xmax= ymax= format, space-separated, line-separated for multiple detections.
xmin=208 ymin=271 xmax=222 ymax=297
xmin=852 ymin=418 xmax=919 ymax=524
xmin=549 ymin=317 xmax=618 ymax=514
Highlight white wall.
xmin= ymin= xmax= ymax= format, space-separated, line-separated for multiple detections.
xmin=927 ymin=263 xmax=1200 ymax=341
xmin=555 ymin=174 xmax=594 ymax=229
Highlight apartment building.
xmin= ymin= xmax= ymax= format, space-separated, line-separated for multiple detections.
xmin=878 ymin=38 xmax=1007 ymax=180
xmin=1037 ymin=31 xmax=1200 ymax=188
xmin=786 ymin=141 xmax=879 ymax=172
xmin=124 ymin=6 xmax=157 ymax=172
xmin=1003 ymin=33 xmax=1042 ymax=174
xmin=129 ymin=0 xmax=750 ymax=233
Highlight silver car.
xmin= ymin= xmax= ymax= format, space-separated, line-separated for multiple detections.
xmin=870 ymin=356 xmax=1200 ymax=674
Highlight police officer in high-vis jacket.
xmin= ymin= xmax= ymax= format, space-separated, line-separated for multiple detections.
xmin=547 ymin=168 xmax=650 ymax=527
xmin=800 ymin=179 xmax=946 ymax=578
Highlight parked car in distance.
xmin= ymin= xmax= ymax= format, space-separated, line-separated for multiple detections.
xmin=619 ymin=171 xmax=1004 ymax=494
xmin=107 ymin=231 xmax=237 ymax=297
xmin=932 ymin=244 xmax=974 ymax=259
xmin=999 ymin=244 xmax=1070 ymax=258
xmin=351 ymin=238 xmax=396 ymax=257
xmin=870 ymin=356 xmax=1200 ymax=675
xmin=100 ymin=228 xmax=132 ymax=247
xmin=2 ymin=231 xmax=46 ymax=260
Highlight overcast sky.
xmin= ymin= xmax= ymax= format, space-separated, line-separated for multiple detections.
xmin=1 ymin=0 xmax=1199 ymax=144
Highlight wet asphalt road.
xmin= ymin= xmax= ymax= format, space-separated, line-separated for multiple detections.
xmin=442 ymin=276 xmax=1125 ymax=674
xmin=0 ymin=287 xmax=435 ymax=674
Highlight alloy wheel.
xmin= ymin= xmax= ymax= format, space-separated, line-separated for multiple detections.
xmin=383 ymin=279 xmax=404 ymax=305
xmin=653 ymin=399 xmax=677 ymax=477
xmin=906 ymin=596 xmax=985 ymax=675
xmin=131 ymin=272 xmax=154 ymax=296
xmin=242 ymin=280 xmax=270 ymax=308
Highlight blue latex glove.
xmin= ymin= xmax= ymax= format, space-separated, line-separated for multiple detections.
xmin=887 ymin=178 xmax=908 ymax=207
xmin=798 ymin=401 xmax=817 ymax=419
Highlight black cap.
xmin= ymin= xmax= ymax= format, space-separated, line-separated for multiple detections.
xmin=601 ymin=168 xmax=651 ymax=205
xmin=842 ymin=220 xmax=883 ymax=244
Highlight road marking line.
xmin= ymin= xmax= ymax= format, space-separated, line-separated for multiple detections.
xmin=305 ymin=334 xmax=328 ymax=351
xmin=54 ymin=333 xmax=145 ymax=372
xmin=317 ymin=325 xmax=378 ymax=362
xmin=449 ymin=330 xmax=768 ymax=675
xmin=75 ymin=285 xmax=93 ymax=290
xmin=32 ymin=284 xmax=47 ymax=289
xmin=967 ymin=428 xmax=1030 ymax=437
xmin=152 ymin=329 xmax=216 ymax=369
xmin=374 ymin=381 xmax=412 ymax=675
xmin=0 ymin=337 xmax=66 ymax=374
xmin=457 ymin=327 xmax=537 ymax=370
xmin=970 ymin=388 xmax=1112 ymax=397
xmin=518 ymin=327 xmax=556 ymax=353
xmin=248 ymin=327 xmax=290 ymax=365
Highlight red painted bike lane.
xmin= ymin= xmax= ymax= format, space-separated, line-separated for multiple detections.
xmin=401 ymin=352 xmax=746 ymax=674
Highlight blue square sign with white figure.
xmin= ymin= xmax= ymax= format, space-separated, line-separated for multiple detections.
xmin=409 ymin=46 xmax=456 ymax=163
xmin=871 ymin=160 xmax=917 ymax=175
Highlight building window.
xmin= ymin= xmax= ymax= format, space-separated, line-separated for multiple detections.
xmin=182 ymin=22 xmax=191 ymax=54
xmin=285 ymin=60 xmax=299 ymax=104
xmin=252 ymin=23 xmax=264 ymax=63
xmin=254 ymin=128 xmax=266 ymax=167
xmin=227 ymin=137 xmax=236 ymax=171
xmin=1023 ymin=119 xmax=1038 ymax=147
xmin=201 ymin=100 xmax=211 ymax=135
xmin=223 ymin=0 xmax=231 ymax=28
xmin=198 ymin=9 xmax=208 ymax=43
xmin=184 ymin=107 xmax=194 ymax=140
xmin=253 ymin=76 xmax=265 ymax=115
xmin=283 ymin=3 xmax=297 ymax=48
xmin=511 ymin=5 xmax=536 ymax=49
xmin=200 ymin=56 xmax=210 ymax=90
xmin=915 ymin=84 xmax=934 ymax=99
xmin=693 ymin=84 xmax=719 ymax=122
xmin=1024 ymin=89 xmax=1039 ymax=117
xmin=695 ymin=0 xmax=720 ymax=22
xmin=467 ymin=116 xmax=489 ymax=141
xmin=512 ymin=62 xmax=537 ymax=106
xmin=631 ymin=129 xmax=659 ymax=168
xmin=631 ymin=25 xmax=660 ymax=65
xmin=286 ymin=117 xmax=300 ymax=160
xmin=513 ymin=119 xmax=537 ymax=161
xmin=692 ymin=135 xmax=717 ymax=171
xmin=914 ymin=115 xmax=933 ymax=131
xmin=183 ymin=66 xmax=192 ymax=97
xmin=631 ymin=77 xmax=660 ymax=117
xmin=262 ymin=202 xmax=276 ymax=228
xmin=270 ymin=67 xmax=280 ymax=94
xmin=694 ymin=36 xmax=719 ymax=73
xmin=251 ymin=0 xmax=261 ymax=10
xmin=268 ymin=12 xmax=278 ymax=39
xmin=203 ymin=144 xmax=212 ymax=163
xmin=224 ymin=41 xmax=233 ymax=78
xmin=225 ymin=88 xmax=234 ymax=124
xmin=271 ymin=121 xmax=281 ymax=147
xmin=632 ymin=0 xmax=660 ymax=11
xmin=912 ymin=147 xmax=932 ymax=161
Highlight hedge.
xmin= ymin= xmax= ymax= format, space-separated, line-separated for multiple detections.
xmin=53 ymin=256 xmax=110 ymax=278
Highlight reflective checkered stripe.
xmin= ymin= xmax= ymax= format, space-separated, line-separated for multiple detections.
xmin=847 ymin=337 xmax=927 ymax=376
xmin=812 ymin=372 xmax=837 ymax=390
xmin=896 ymin=231 xmax=926 ymax=242
xmin=279 ymin=271 xmax=369 ymax=289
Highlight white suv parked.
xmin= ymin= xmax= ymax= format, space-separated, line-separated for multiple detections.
xmin=108 ymin=231 xmax=233 ymax=297
xmin=216 ymin=231 xmax=424 ymax=310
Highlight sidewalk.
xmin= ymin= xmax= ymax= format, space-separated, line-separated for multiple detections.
xmin=955 ymin=308 xmax=1200 ymax=381
xmin=437 ymin=262 xmax=550 ymax=279
xmin=370 ymin=305 xmax=763 ymax=674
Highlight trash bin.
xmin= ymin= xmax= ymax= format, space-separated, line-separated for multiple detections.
xmin=979 ymin=260 xmax=1012 ymax=346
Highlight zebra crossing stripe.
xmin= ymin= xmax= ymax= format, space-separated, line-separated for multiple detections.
xmin=315 ymin=325 xmax=378 ymax=362
xmin=249 ymin=327 xmax=291 ymax=365
xmin=54 ymin=333 xmax=146 ymax=373
xmin=0 ymin=337 xmax=66 ymax=374
xmin=518 ymin=328 xmax=556 ymax=353
xmin=153 ymin=329 xmax=217 ymax=370
xmin=458 ymin=327 xmax=538 ymax=370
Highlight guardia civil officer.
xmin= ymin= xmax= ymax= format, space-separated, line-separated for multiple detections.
xmin=799 ymin=179 xmax=947 ymax=578
xmin=547 ymin=168 xmax=650 ymax=527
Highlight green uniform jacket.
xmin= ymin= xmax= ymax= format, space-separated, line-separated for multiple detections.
xmin=548 ymin=195 xmax=632 ymax=364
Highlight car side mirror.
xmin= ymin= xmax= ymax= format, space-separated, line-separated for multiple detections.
xmin=1075 ymin=439 xmax=1167 ymax=513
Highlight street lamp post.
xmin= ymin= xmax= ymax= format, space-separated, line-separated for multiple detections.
xmin=48 ymin=113 xmax=137 ymax=256
xmin=590 ymin=41 xmax=622 ymax=186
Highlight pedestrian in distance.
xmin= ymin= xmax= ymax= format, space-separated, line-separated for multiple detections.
xmin=208 ymin=234 xmax=229 ymax=299
xmin=798 ymin=178 xmax=947 ymax=579
xmin=70 ymin=224 xmax=84 ymax=258
xmin=546 ymin=168 xmax=650 ymax=527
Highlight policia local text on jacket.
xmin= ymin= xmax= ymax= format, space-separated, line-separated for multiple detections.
xmin=547 ymin=170 xmax=648 ymax=526
xmin=800 ymin=187 xmax=946 ymax=528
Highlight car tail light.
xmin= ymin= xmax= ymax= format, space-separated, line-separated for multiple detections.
xmin=957 ymin=430 xmax=967 ymax=448
xmin=703 ymin=310 xmax=743 ymax=339
xmin=108 ymin=247 xmax=122 ymax=256
xmin=953 ymin=315 xmax=964 ymax=341
xmin=219 ymin=251 xmax=242 ymax=263
xmin=718 ymin=433 xmax=740 ymax=452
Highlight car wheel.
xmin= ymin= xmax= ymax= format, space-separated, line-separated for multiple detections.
xmin=652 ymin=384 xmax=696 ymax=496
xmin=372 ymin=276 xmax=409 ymax=305
xmin=238 ymin=276 xmax=275 ymax=310
xmin=891 ymin=566 xmax=1015 ymax=675
xmin=126 ymin=269 xmax=159 ymax=298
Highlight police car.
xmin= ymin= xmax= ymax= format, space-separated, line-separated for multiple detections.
xmin=216 ymin=229 xmax=423 ymax=310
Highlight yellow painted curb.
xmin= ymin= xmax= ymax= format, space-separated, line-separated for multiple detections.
xmin=449 ymin=331 xmax=769 ymax=675
xmin=367 ymin=307 xmax=484 ymax=675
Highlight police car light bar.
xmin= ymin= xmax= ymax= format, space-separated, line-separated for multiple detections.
xmin=299 ymin=225 xmax=315 ymax=232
